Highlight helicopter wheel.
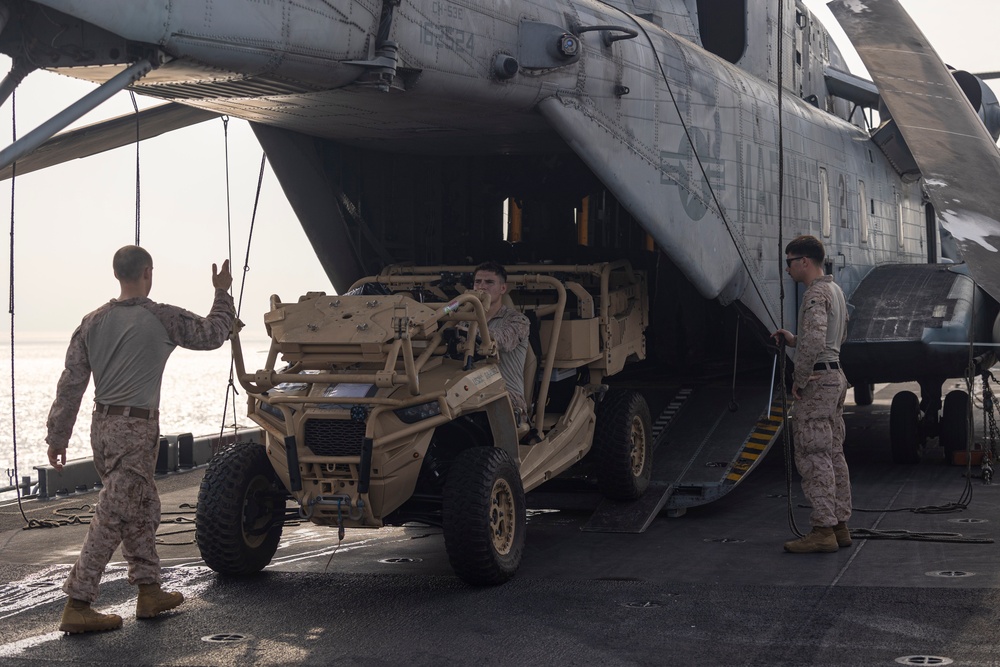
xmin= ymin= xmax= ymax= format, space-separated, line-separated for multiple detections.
xmin=889 ymin=391 xmax=921 ymax=464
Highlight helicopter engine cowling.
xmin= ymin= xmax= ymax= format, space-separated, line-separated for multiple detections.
xmin=952 ymin=70 xmax=1000 ymax=142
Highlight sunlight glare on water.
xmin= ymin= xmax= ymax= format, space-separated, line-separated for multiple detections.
xmin=0 ymin=333 xmax=274 ymax=478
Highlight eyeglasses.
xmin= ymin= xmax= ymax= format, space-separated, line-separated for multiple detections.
xmin=785 ymin=256 xmax=806 ymax=268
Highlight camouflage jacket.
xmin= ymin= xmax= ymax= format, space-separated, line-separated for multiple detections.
xmin=794 ymin=275 xmax=848 ymax=390
xmin=487 ymin=305 xmax=530 ymax=414
xmin=45 ymin=289 xmax=235 ymax=450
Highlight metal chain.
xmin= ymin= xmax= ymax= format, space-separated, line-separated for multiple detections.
xmin=981 ymin=372 xmax=998 ymax=484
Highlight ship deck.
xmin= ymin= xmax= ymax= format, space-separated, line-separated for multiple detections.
xmin=2 ymin=379 xmax=1000 ymax=666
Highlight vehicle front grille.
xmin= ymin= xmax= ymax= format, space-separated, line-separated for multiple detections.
xmin=303 ymin=419 xmax=365 ymax=457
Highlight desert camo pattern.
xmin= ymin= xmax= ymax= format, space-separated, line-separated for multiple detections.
xmin=792 ymin=370 xmax=851 ymax=527
xmin=63 ymin=413 xmax=162 ymax=602
xmin=792 ymin=276 xmax=851 ymax=527
xmin=50 ymin=289 xmax=233 ymax=602
xmin=487 ymin=305 xmax=530 ymax=416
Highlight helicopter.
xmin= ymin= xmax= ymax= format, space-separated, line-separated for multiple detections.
xmin=0 ymin=0 xmax=997 ymax=476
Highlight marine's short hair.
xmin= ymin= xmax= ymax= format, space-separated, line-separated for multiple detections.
xmin=113 ymin=245 xmax=153 ymax=282
xmin=473 ymin=260 xmax=508 ymax=282
xmin=784 ymin=235 xmax=825 ymax=264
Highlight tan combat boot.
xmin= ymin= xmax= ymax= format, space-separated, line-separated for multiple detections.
xmin=59 ymin=598 xmax=123 ymax=634
xmin=136 ymin=583 xmax=184 ymax=619
xmin=783 ymin=526 xmax=839 ymax=553
xmin=833 ymin=522 xmax=852 ymax=547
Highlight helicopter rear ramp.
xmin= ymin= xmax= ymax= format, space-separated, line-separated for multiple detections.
xmin=582 ymin=380 xmax=785 ymax=532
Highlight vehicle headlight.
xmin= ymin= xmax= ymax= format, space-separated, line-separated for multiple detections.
xmin=393 ymin=401 xmax=442 ymax=424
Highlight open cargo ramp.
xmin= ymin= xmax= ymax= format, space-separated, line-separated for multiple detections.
xmin=582 ymin=380 xmax=785 ymax=532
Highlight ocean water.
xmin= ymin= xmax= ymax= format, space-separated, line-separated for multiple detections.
xmin=0 ymin=333 xmax=274 ymax=486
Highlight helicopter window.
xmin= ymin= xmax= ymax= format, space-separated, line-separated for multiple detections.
xmin=819 ymin=167 xmax=831 ymax=237
xmin=858 ymin=181 xmax=869 ymax=243
xmin=838 ymin=174 xmax=848 ymax=228
xmin=696 ymin=0 xmax=747 ymax=64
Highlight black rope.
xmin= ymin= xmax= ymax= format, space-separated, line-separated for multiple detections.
xmin=222 ymin=117 xmax=233 ymax=265
xmin=217 ymin=150 xmax=267 ymax=450
xmin=814 ymin=500 xmax=972 ymax=516
xmin=772 ymin=0 xmax=802 ymax=540
xmin=728 ymin=317 xmax=740 ymax=412
xmin=847 ymin=528 xmax=991 ymax=544
xmin=22 ymin=502 xmax=211 ymax=542
xmin=7 ymin=90 xmax=27 ymax=525
xmin=130 ymin=91 xmax=140 ymax=245
xmin=216 ymin=117 xmax=241 ymax=450
xmin=237 ymin=153 xmax=266 ymax=319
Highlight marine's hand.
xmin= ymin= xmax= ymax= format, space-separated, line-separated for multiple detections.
xmin=791 ymin=383 xmax=803 ymax=400
xmin=470 ymin=288 xmax=492 ymax=313
xmin=48 ymin=445 xmax=66 ymax=470
xmin=213 ymin=260 xmax=233 ymax=291
xmin=772 ymin=329 xmax=795 ymax=348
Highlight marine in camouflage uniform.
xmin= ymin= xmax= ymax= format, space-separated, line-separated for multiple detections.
xmin=46 ymin=246 xmax=234 ymax=632
xmin=473 ymin=262 xmax=531 ymax=422
xmin=487 ymin=304 xmax=531 ymax=417
xmin=773 ymin=236 xmax=851 ymax=554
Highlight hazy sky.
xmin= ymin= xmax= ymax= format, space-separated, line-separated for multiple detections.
xmin=0 ymin=0 xmax=997 ymax=336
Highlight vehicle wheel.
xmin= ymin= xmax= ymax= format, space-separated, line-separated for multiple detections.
xmin=889 ymin=391 xmax=920 ymax=464
xmin=196 ymin=442 xmax=286 ymax=575
xmin=593 ymin=389 xmax=652 ymax=500
xmin=853 ymin=383 xmax=875 ymax=406
xmin=940 ymin=390 xmax=970 ymax=454
xmin=443 ymin=447 xmax=526 ymax=586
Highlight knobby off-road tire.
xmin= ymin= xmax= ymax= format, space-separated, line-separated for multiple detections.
xmin=196 ymin=442 xmax=286 ymax=575
xmin=443 ymin=447 xmax=526 ymax=586
xmin=593 ymin=389 xmax=652 ymax=501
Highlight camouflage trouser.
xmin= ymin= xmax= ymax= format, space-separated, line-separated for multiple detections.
xmin=792 ymin=370 xmax=852 ymax=528
xmin=63 ymin=413 xmax=162 ymax=603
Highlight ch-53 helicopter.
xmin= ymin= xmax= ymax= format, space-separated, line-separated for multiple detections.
xmin=0 ymin=0 xmax=997 ymax=509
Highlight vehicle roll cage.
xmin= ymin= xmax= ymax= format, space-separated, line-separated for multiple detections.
xmin=228 ymin=260 xmax=643 ymax=437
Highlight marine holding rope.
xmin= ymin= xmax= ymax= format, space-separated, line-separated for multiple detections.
xmin=771 ymin=235 xmax=852 ymax=554
xmin=45 ymin=245 xmax=234 ymax=633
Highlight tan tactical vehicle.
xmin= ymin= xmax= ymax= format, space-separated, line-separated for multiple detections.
xmin=196 ymin=261 xmax=651 ymax=585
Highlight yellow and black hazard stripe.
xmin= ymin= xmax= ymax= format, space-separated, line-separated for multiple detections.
xmin=650 ymin=386 xmax=694 ymax=442
xmin=724 ymin=399 xmax=785 ymax=484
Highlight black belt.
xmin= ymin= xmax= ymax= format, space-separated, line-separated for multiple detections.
xmin=94 ymin=403 xmax=159 ymax=420
xmin=813 ymin=362 xmax=840 ymax=372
